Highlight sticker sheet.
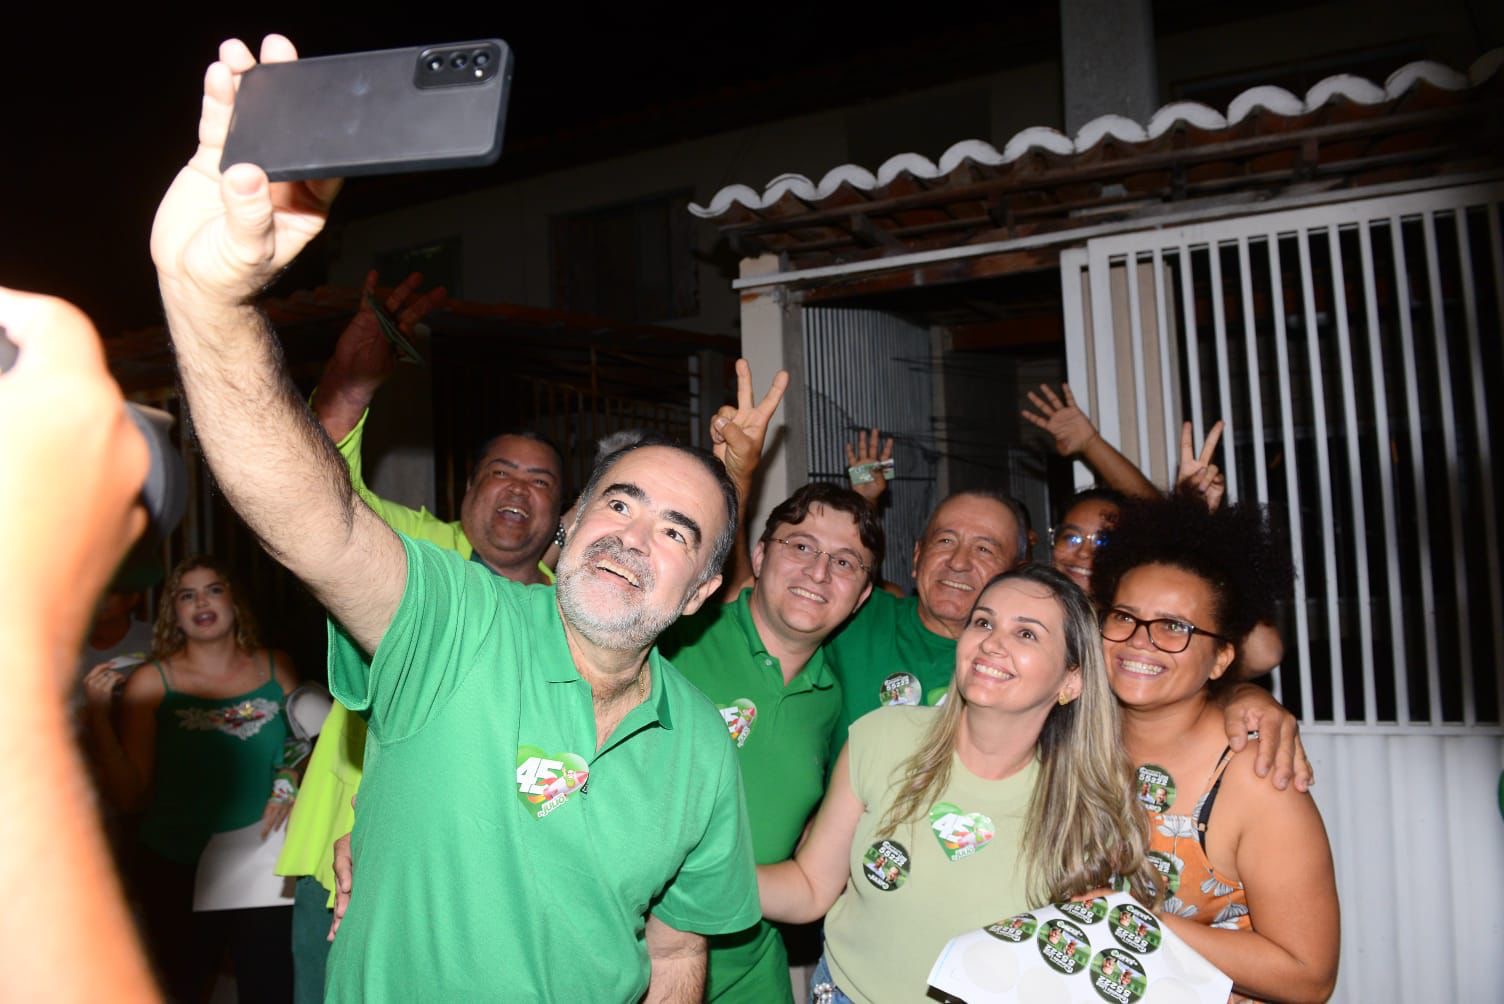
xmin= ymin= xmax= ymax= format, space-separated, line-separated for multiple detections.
xmin=926 ymin=891 xmax=1231 ymax=1003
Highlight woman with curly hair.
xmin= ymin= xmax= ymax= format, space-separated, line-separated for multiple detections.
xmin=85 ymin=555 xmax=299 ymax=1002
xmin=1092 ymin=491 xmax=1339 ymax=1002
xmin=757 ymin=565 xmax=1158 ymax=1003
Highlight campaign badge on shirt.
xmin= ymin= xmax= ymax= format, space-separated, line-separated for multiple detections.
xmin=1146 ymin=850 xmax=1182 ymax=894
xmin=515 ymin=746 xmax=590 ymax=819
xmin=1108 ymin=902 xmax=1161 ymax=955
xmin=1090 ymin=948 xmax=1147 ymax=1004
xmin=878 ymin=671 xmax=922 ymax=706
xmin=1057 ymin=897 xmax=1109 ymax=925
xmin=861 ymin=839 xmax=911 ymax=891
xmin=984 ymin=913 xmax=1038 ymax=943
xmin=1134 ymin=764 xmax=1175 ymax=813
xmin=1036 ymin=918 xmax=1091 ymax=975
xmin=929 ymin=802 xmax=996 ymax=860
xmin=719 ymin=699 xmax=758 ymax=748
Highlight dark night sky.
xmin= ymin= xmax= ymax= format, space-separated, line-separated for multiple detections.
xmin=0 ymin=4 xmax=1333 ymax=335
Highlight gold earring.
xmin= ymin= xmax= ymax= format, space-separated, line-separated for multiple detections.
xmin=1057 ymin=692 xmax=1071 ymax=706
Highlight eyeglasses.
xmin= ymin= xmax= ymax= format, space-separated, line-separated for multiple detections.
xmin=1051 ymin=527 xmax=1109 ymax=550
xmin=768 ymin=537 xmax=870 ymax=579
xmin=1099 ymin=608 xmax=1229 ymax=654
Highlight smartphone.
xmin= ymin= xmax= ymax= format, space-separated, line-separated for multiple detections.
xmin=221 ymin=40 xmax=514 ymax=182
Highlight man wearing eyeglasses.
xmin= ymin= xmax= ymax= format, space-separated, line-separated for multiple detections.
xmin=655 ymin=481 xmax=881 ymax=1002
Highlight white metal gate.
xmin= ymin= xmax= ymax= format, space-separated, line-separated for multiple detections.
xmin=1061 ymin=181 xmax=1504 ymax=1003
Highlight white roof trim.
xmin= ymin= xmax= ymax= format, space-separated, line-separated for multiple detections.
xmin=690 ymin=49 xmax=1503 ymax=219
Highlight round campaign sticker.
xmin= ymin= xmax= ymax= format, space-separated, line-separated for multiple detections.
xmin=1036 ymin=918 xmax=1091 ymax=975
xmin=861 ymin=839 xmax=911 ymax=891
xmin=1135 ymin=764 xmax=1175 ymax=813
xmin=1056 ymin=897 xmax=1109 ymax=925
xmin=1108 ymin=903 xmax=1162 ymax=955
xmin=1089 ymin=948 xmax=1147 ymax=1004
xmin=1146 ymin=851 xmax=1181 ymax=894
xmin=718 ymin=699 xmax=758 ymax=748
xmin=984 ymin=913 xmax=1038 ymax=943
xmin=878 ymin=671 xmax=923 ymax=706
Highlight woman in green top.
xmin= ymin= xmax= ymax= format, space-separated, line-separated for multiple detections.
xmin=757 ymin=565 xmax=1157 ymax=1004
xmin=87 ymin=555 xmax=299 ymax=1002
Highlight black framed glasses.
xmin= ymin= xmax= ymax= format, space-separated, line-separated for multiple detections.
xmin=1050 ymin=527 xmax=1109 ymax=550
xmin=1099 ymin=608 xmax=1229 ymax=654
xmin=768 ymin=537 xmax=870 ymax=579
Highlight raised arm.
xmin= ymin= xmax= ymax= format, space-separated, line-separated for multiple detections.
xmin=708 ymin=358 xmax=788 ymax=602
xmin=1022 ymin=384 xmax=1158 ymax=499
xmin=150 ymin=36 xmax=404 ymax=653
xmin=757 ymin=745 xmax=864 ymax=923
xmin=0 ymin=287 xmax=157 ymax=1001
xmin=313 ymin=269 xmax=445 ymax=442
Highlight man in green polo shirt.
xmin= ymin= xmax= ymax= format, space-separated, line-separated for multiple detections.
xmin=659 ymin=481 xmax=883 ymax=1002
xmin=276 ymin=277 xmax=566 ymax=1004
xmin=152 ymin=41 xmax=759 ymax=1000
xmin=826 ymin=489 xmax=1030 ymax=753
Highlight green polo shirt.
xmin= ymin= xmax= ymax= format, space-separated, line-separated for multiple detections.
xmin=659 ymin=587 xmax=843 ymax=1003
xmin=324 ymin=534 xmax=760 ymax=1002
xmin=275 ymin=410 xmax=551 ymax=902
xmin=825 ymin=590 xmax=957 ymax=759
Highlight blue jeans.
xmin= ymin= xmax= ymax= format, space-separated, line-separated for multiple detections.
xmin=809 ymin=953 xmax=855 ymax=1004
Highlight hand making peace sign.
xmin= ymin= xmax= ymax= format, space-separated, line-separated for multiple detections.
xmin=709 ymin=359 xmax=790 ymax=493
xmin=1176 ymin=419 xmax=1226 ymax=511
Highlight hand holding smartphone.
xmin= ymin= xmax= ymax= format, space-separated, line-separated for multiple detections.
xmin=221 ymin=40 xmax=514 ymax=181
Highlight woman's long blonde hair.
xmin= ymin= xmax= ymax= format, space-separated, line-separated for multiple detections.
xmin=152 ymin=555 xmax=261 ymax=659
xmin=877 ymin=565 xmax=1159 ymax=908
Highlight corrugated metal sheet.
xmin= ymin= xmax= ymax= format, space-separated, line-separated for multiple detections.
xmin=802 ymin=307 xmax=934 ymax=592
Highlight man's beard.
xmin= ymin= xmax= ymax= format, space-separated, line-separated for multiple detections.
xmin=555 ymin=536 xmax=691 ymax=651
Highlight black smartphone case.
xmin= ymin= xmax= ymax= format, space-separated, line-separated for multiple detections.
xmin=221 ymin=41 xmax=513 ymax=181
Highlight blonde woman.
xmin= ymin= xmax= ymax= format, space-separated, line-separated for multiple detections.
xmin=758 ymin=565 xmax=1156 ymax=1004
xmin=85 ymin=555 xmax=299 ymax=1002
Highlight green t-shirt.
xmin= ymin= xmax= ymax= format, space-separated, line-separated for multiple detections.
xmin=276 ymin=411 xmax=552 ymax=901
xmin=324 ymin=534 xmax=760 ymax=1001
xmin=824 ymin=590 xmax=957 ymax=758
xmin=659 ymin=587 xmax=843 ymax=1003
xmin=824 ymin=706 xmax=1038 ymax=1004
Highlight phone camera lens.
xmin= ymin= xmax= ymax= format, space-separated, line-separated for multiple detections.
xmin=450 ymin=53 xmax=468 ymax=70
xmin=473 ymin=51 xmax=490 ymax=68
xmin=425 ymin=56 xmax=443 ymax=72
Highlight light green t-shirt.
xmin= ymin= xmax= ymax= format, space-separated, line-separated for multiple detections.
xmin=276 ymin=411 xmax=551 ymax=900
xmin=825 ymin=590 xmax=957 ymax=758
xmin=324 ymin=534 xmax=760 ymax=1002
xmin=824 ymin=706 xmax=1038 ymax=1004
xmin=659 ymin=587 xmax=843 ymax=1003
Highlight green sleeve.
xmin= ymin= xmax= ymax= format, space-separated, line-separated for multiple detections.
xmin=327 ymin=534 xmax=513 ymax=743
xmin=649 ymin=726 xmax=761 ymax=935
xmin=335 ymin=409 xmax=471 ymax=556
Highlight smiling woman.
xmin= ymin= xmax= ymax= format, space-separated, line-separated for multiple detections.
xmin=83 ymin=555 xmax=301 ymax=1001
xmin=1091 ymin=492 xmax=1338 ymax=1003
xmin=755 ymin=565 xmax=1157 ymax=1004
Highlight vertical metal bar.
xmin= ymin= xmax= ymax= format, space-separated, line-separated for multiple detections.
xmin=1390 ymin=215 xmax=1444 ymax=725
xmin=1296 ymin=228 xmax=1345 ymax=723
xmin=1237 ymin=236 xmax=1270 ymax=505
xmin=1125 ymin=251 xmax=1153 ymax=467
xmin=1179 ymin=243 xmax=1206 ymax=446
xmin=1268 ymin=235 xmax=1312 ymax=718
xmin=1088 ymin=250 xmax=1123 ymax=449
xmin=1059 ymin=250 xmax=1095 ymax=488
xmin=1422 ymin=212 xmax=1473 ymax=723
xmin=1152 ymin=247 xmax=1179 ymax=485
xmin=1365 ymin=219 xmax=1407 ymax=724
xmin=1489 ymin=205 xmax=1504 ymax=725
xmin=1327 ymin=225 xmax=1377 ymax=725
xmin=1207 ymin=240 xmax=1240 ymax=500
